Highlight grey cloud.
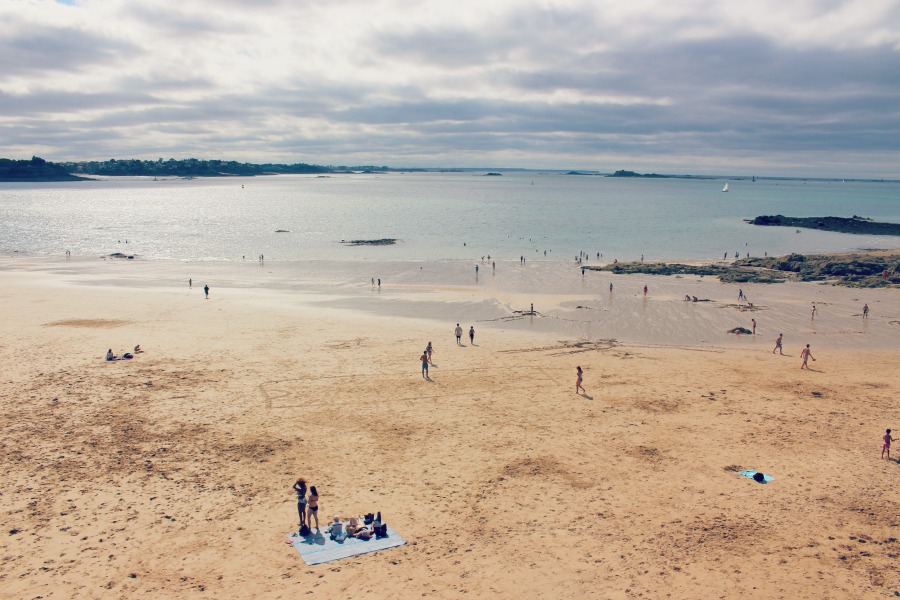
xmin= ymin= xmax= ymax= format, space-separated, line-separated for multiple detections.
xmin=0 ymin=26 xmax=137 ymax=76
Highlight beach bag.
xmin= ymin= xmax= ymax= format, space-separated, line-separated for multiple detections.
xmin=375 ymin=523 xmax=388 ymax=538
xmin=299 ymin=524 xmax=311 ymax=536
xmin=753 ymin=472 xmax=766 ymax=483
xmin=364 ymin=513 xmax=374 ymax=525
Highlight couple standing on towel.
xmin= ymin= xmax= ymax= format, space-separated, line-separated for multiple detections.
xmin=293 ymin=478 xmax=320 ymax=532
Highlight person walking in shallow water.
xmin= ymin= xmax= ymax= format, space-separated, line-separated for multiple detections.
xmin=576 ymin=366 xmax=585 ymax=394
xmin=863 ymin=303 xmax=869 ymax=319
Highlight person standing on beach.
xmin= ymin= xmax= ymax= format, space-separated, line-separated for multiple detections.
xmin=455 ymin=324 xmax=463 ymax=345
xmin=421 ymin=352 xmax=429 ymax=379
xmin=863 ymin=303 xmax=869 ymax=318
xmin=307 ymin=486 xmax=319 ymax=532
xmin=469 ymin=326 xmax=475 ymax=345
xmin=738 ymin=289 xmax=744 ymax=301
xmin=811 ymin=304 xmax=817 ymax=319
xmin=203 ymin=284 xmax=209 ymax=299
xmin=643 ymin=285 xmax=648 ymax=296
xmin=292 ymin=478 xmax=308 ymax=528
xmin=609 ymin=283 xmax=613 ymax=292
xmin=773 ymin=333 xmax=784 ymax=355
xmin=189 ymin=278 xmax=192 ymax=288
xmin=800 ymin=344 xmax=815 ymax=369
xmin=882 ymin=429 xmax=896 ymax=460
xmin=576 ymin=366 xmax=585 ymax=394
xmin=751 ymin=318 xmax=756 ymax=335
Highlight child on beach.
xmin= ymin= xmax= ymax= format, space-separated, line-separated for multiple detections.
xmin=800 ymin=344 xmax=815 ymax=369
xmin=883 ymin=429 xmax=896 ymax=459
xmin=576 ymin=366 xmax=585 ymax=394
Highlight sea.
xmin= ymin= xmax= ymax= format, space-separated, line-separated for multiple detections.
xmin=1 ymin=172 xmax=899 ymax=263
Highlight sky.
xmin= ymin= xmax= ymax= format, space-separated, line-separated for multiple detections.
xmin=1 ymin=0 xmax=899 ymax=177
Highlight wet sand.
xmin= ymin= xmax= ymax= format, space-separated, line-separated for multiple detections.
xmin=1 ymin=256 xmax=899 ymax=598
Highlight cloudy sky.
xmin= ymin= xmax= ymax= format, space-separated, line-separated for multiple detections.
xmin=1 ymin=0 xmax=898 ymax=177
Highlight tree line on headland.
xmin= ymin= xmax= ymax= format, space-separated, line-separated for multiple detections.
xmin=0 ymin=156 xmax=390 ymax=181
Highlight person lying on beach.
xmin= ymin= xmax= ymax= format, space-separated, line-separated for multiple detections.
xmin=347 ymin=516 xmax=373 ymax=539
xmin=106 ymin=349 xmax=117 ymax=361
xmin=727 ymin=327 xmax=752 ymax=335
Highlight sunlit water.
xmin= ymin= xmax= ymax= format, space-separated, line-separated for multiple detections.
xmin=2 ymin=172 xmax=899 ymax=262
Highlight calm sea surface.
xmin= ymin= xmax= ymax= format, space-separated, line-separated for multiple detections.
xmin=1 ymin=172 xmax=899 ymax=262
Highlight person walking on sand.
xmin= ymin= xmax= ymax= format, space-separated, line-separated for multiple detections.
xmin=863 ymin=303 xmax=869 ymax=319
xmin=773 ymin=333 xmax=783 ymax=355
xmin=203 ymin=284 xmax=209 ymax=299
xmin=751 ymin=318 xmax=756 ymax=335
xmin=811 ymin=304 xmax=817 ymax=319
xmin=426 ymin=341 xmax=433 ymax=364
xmin=292 ymin=478 xmax=308 ymax=528
xmin=421 ymin=352 xmax=429 ymax=378
xmin=469 ymin=326 xmax=475 ymax=345
xmin=189 ymin=278 xmax=192 ymax=288
xmin=643 ymin=285 xmax=648 ymax=296
xmin=307 ymin=486 xmax=319 ymax=531
xmin=800 ymin=344 xmax=815 ymax=369
xmin=455 ymin=324 xmax=462 ymax=345
xmin=576 ymin=366 xmax=585 ymax=394
xmin=882 ymin=429 xmax=897 ymax=459
xmin=738 ymin=288 xmax=744 ymax=301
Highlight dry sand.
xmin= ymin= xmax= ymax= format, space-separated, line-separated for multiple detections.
xmin=1 ymin=256 xmax=899 ymax=599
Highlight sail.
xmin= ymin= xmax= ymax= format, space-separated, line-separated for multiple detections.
xmin=722 ymin=182 xmax=729 ymax=192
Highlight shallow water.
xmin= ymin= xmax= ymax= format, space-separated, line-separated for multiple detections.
xmin=2 ymin=172 xmax=899 ymax=262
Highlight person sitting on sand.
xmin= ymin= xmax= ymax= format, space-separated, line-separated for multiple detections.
xmin=684 ymin=295 xmax=691 ymax=301
xmin=106 ymin=349 xmax=117 ymax=361
xmin=133 ymin=344 xmax=143 ymax=353
xmin=692 ymin=296 xmax=698 ymax=302
xmin=328 ymin=515 xmax=347 ymax=541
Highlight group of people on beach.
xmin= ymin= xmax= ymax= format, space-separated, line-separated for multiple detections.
xmin=454 ymin=324 xmax=475 ymax=345
xmin=293 ymin=477 xmax=384 ymax=541
xmin=105 ymin=344 xmax=142 ymax=361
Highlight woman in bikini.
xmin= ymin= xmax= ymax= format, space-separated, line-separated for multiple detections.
xmin=576 ymin=366 xmax=585 ymax=394
xmin=307 ymin=485 xmax=320 ymax=531
xmin=292 ymin=478 xmax=307 ymax=528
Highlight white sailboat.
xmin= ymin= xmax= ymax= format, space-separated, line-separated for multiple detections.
xmin=722 ymin=181 xmax=730 ymax=192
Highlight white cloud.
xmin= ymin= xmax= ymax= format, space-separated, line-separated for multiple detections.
xmin=0 ymin=0 xmax=898 ymax=176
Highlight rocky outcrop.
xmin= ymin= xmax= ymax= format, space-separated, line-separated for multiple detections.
xmin=589 ymin=252 xmax=899 ymax=288
xmin=749 ymin=215 xmax=900 ymax=236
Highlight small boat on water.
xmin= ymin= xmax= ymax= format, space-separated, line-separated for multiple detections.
xmin=722 ymin=182 xmax=730 ymax=192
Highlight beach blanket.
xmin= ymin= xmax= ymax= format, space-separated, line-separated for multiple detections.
xmin=285 ymin=524 xmax=407 ymax=565
xmin=738 ymin=469 xmax=774 ymax=483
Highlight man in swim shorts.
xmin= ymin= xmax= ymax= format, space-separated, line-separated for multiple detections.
xmin=773 ymin=333 xmax=783 ymax=355
xmin=800 ymin=344 xmax=815 ymax=369
xmin=455 ymin=324 xmax=462 ymax=345
xmin=421 ymin=352 xmax=429 ymax=378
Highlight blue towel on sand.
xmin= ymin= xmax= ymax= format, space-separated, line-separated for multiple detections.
xmin=738 ymin=469 xmax=774 ymax=483
xmin=285 ymin=524 xmax=407 ymax=565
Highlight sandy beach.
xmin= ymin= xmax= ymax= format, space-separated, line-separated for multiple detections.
xmin=1 ymin=255 xmax=899 ymax=599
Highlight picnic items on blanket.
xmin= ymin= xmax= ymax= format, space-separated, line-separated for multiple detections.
xmin=738 ymin=469 xmax=774 ymax=483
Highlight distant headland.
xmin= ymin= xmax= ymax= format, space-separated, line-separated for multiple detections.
xmin=0 ymin=157 xmax=91 ymax=182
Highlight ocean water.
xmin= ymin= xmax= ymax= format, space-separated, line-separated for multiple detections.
xmin=1 ymin=172 xmax=899 ymax=262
